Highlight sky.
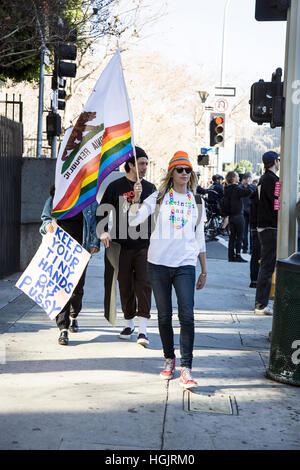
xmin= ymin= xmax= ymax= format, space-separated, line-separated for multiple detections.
xmin=137 ymin=0 xmax=287 ymax=90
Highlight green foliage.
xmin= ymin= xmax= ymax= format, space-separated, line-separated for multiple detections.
xmin=233 ymin=160 xmax=253 ymax=175
xmin=0 ymin=0 xmax=114 ymax=83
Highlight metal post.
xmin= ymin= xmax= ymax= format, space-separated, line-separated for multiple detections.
xmin=51 ymin=89 xmax=58 ymax=159
xmin=277 ymin=0 xmax=300 ymax=258
xmin=36 ymin=46 xmax=45 ymax=158
xmin=220 ymin=0 xmax=230 ymax=87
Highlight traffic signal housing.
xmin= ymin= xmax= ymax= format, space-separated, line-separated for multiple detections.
xmin=209 ymin=113 xmax=225 ymax=147
xmin=197 ymin=154 xmax=209 ymax=166
xmin=249 ymin=68 xmax=284 ymax=128
xmin=46 ymin=112 xmax=61 ymax=145
xmin=255 ymin=0 xmax=289 ymax=21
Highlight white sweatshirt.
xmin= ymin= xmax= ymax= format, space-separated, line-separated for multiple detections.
xmin=129 ymin=190 xmax=206 ymax=267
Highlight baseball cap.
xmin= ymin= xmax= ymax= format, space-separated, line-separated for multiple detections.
xmin=262 ymin=151 xmax=280 ymax=164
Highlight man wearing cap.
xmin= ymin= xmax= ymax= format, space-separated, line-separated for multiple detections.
xmin=97 ymin=146 xmax=156 ymax=346
xmin=254 ymin=151 xmax=280 ymax=315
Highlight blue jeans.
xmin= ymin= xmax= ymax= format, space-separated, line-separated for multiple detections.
xmin=147 ymin=263 xmax=196 ymax=368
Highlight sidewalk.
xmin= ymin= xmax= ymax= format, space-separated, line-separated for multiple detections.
xmin=0 ymin=244 xmax=299 ymax=451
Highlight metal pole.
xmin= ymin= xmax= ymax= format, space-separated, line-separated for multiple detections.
xmin=51 ymin=88 xmax=58 ymax=159
xmin=277 ymin=0 xmax=300 ymax=258
xmin=36 ymin=46 xmax=45 ymax=158
xmin=220 ymin=0 xmax=230 ymax=87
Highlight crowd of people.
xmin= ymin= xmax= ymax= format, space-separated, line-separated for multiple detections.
xmin=40 ymin=147 xmax=281 ymax=388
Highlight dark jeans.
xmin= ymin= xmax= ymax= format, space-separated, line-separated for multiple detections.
xmin=250 ymin=229 xmax=261 ymax=282
xmin=255 ymin=229 xmax=277 ymax=310
xmin=56 ymin=215 xmax=86 ymax=331
xmin=228 ymin=214 xmax=244 ymax=260
xmin=147 ymin=263 xmax=195 ymax=369
xmin=242 ymin=210 xmax=253 ymax=252
xmin=118 ymin=247 xmax=151 ymax=320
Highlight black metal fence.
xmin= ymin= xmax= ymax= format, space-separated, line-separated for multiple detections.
xmin=0 ymin=115 xmax=23 ymax=277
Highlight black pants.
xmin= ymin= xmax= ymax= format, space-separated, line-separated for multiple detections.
xmin=118 ymin=247 xmax=151 ymax=320
xmin=228 ymin=215 xmax=244 ymax=260
xmin=255 ymin=229 xmax=277 ymax=310
xmin=55 ymin=215 xmax=86 ymax=330
xmin=250 ymin=229 xmax=261 ymax=283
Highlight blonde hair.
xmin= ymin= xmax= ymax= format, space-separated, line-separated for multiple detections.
xmin=157 ymin=167 xmax=198 ymax=203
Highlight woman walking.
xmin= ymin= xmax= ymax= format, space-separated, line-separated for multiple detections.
xmin=129 ymin=151 xmax=207 ymax=389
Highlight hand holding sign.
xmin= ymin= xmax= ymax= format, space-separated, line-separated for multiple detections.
xmin=16 ymin=226 xmax=91 ymax=319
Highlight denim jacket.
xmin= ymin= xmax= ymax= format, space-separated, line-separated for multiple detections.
xmin=40 ymin=197 xmax=100 ymax=253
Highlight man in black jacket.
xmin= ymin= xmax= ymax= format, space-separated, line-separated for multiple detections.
xmin=254 ymin=151 xmax=280 ymax=315
xmin=97 ymin=147 xmax=156 ymax=346
xmin=224 ymin=171 xmax=254 ymax=262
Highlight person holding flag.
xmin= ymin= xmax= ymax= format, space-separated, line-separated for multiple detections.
xmin=97 ymin=147 xmax=156 ymax=346
xmin=48 ymin=49 xmax=139 ymax=338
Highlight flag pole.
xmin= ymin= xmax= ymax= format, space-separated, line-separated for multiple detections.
xmin=118 ymin=48 xmax=140 ymax=184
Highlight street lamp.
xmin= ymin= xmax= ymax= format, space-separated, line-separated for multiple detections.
xmin=198 ymin=90 xmax=209 ymax=104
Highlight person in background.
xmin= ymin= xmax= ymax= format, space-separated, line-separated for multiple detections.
xmin=97 ymin=147 xmax=156 ymax=347
xmin=40 ymin=186 xmax=100 ymax=345
xmin=240 ymin=172 xmax=256 ymax=254
xmin=249 ymin=187 xmax=261 ymax=288
xmin=129 ymin=151 xmax=207 ymax=389
xmin=224 ymin=171 xmax=254 ymax=262
xmin=254 ymin=151 xmax=280 ymax=315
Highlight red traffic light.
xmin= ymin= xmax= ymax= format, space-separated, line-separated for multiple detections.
xmin=215 ymin=116 xmax=224 ymax=125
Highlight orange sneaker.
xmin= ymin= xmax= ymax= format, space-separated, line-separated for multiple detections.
xmin=160 ymin=358 xmax=176 ymax=380
xmin=179 ymin=368 xmax=198 ymax=389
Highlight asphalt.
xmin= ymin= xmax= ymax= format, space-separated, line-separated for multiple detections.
xmin=0 ymin=237 xmax=300 ymax=453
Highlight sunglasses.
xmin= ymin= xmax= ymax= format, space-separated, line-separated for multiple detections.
xmin=175 ymin=167 xmax=192 ymax=174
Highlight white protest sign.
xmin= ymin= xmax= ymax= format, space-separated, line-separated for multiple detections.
xmin=16 ymin=225 xmax=91 ymax=319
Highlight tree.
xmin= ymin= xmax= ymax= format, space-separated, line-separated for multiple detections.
xmin=233 ymin=160 xmax=253 ymax=175
xmin=0 ymin=0 xmax=117 ymax=83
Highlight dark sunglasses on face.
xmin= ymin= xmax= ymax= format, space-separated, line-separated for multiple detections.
xmin=175 ymin=167 xmax=192 ymax=174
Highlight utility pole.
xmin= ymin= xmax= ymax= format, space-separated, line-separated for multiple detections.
xmin=36 ymin=46 xmax=45 ymax=159
xmin=277 ymin=0 xmax=300 ymax=258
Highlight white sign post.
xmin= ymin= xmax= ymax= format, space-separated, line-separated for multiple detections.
xmin=16 ymin=226 xmax=91 ymax=319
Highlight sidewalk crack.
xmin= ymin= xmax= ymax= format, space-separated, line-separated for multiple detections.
xmin=160 ymin=382 xmax=169 ymax=450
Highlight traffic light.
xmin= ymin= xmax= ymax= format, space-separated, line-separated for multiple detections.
xmin=209 ymin=113 xmax=225 ymax=147
xmin=51 ymin=34 xmax=77 ymax=115
xmin=57 ymin=44 xmax=77 ymax=78
xmin=255 ymin=0 xmax=289 ymax=21
xmin=57 ymin=77 xmax=67 ymax=110
xmin=197 ymin=155 xmax=209 ymax=166
xmin=249 ymin=68 xmax=283 ymax=128
xmin=46 ymin=112 xmax=61 ymax=144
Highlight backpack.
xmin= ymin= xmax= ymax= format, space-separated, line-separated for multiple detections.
xmin=219 ymin=193 xmax=231 ymax=216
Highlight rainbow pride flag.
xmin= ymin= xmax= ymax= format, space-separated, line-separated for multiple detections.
xmin=52 ymin=49 xmax=134 ymax=220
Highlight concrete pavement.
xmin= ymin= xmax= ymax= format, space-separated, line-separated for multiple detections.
xmin=0 ymin=239 xmax=300 ymax=451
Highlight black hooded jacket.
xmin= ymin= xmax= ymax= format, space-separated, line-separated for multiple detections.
xmin=223 ymin=183 xmax=254 ymax=216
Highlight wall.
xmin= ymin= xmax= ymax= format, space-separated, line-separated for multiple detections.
xmin=20 ymin=158 xmax=56 ymax=270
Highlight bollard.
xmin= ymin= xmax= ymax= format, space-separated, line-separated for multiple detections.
xmin=266 ymin=252 xmax=300 ymax=386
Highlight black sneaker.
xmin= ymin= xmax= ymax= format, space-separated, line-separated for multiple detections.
xmin=69 ymin=318 xmax=79 ymax=333
xmin=58 ymin=330 xmax=69 ymax=346
xmin=119 ymin=327 xmax=135 ymax=340
xmin=137 ymin=334 xmax=149 ymax=347
xmin=235 ymin=255 xmax=248 ymax=263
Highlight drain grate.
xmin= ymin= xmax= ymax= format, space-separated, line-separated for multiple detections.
xmin=183 ymin=390 xmax=238 ymax=415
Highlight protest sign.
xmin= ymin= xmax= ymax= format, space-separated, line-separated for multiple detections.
xmin=16 ymin=225 xmax=91 ymax=319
